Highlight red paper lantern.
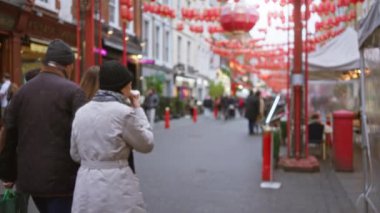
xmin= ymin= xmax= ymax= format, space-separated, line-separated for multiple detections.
xmin=120 ymin=0 xmax=132 ymax=8
xmin=120 ymin=5 xmax=130 ymax=21
xmin=220 ymin=3 xmax=259 ymax=33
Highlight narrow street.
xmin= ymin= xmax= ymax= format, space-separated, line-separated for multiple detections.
xmin=134 ymin=117 xmax=356 ymax=213
xmin=1 ymin=116 xmax=356 ymax=213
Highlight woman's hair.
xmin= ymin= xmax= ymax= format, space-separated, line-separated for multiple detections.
xmin=80 ymin=66 xmax=100 ymax=100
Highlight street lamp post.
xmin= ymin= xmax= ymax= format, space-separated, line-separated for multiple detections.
xmin=293 ymin=0 xmax=303 ymax=159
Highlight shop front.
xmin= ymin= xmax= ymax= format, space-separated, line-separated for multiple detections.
xmin=102 ymin=26 xmax=142 ymax=90
xmin=0 ymin=1 xmax=76 ymax=84
xmin=175 ymin=75 xmax=196 ymax=100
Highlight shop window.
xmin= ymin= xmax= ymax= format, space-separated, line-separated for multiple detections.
xmin=21 ymin=43 xmax=47 ymax=82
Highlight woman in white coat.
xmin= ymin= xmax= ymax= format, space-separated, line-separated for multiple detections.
xmin=70 ymin=61 xmax=154 ymax=213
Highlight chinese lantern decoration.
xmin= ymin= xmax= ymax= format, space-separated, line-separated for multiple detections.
xmin=220 ymin=2 xmax=259 ymax=33
xmin=176 ymin=22 xmax=184 ymax=31
xmin=120 ymin=0 xmax=133 ymax=22
xmin=143 ymin=2 xmax=176 ymax=19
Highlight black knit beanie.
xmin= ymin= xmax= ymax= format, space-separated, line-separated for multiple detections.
xmin=99 ymin=60 xmax=133 ymax=93
xmin=43 ymin=39 xmax=75 ymax=66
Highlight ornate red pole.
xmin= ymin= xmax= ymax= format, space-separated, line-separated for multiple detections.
xmin=85 ymin=0 xmax=95 ymax=69
xmin=293 ymin=0 xmax=303 ymax=159
xmin=98 ymin=0 xmax=102 ymax=65
xmin=122 ymin=21 xmax=127 ymax=66
xmin=76 ymin=0 xmax=81 ymax=83
xmin=305 ymin=0 xmax=310 ymax=158
xmin=286 ymin=2 xmax=291 ymax=158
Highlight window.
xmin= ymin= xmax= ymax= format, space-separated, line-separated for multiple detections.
xmin=163 ymin=31 xmax=170 ymax=62
xmin=177 ymin=36 xmax=182 ymax=63
xmin=155 ymin=26 xmax=160 ymax=60
xmin=109 ymin=0 xmax=116 ymax=24
xmin=143 ymin=20 xmax=150 ymax=56
xmin=187 ymin=41 xmax=191 ymax=65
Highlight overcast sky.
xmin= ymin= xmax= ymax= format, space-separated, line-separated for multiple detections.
xmin=241 ymin=0 xmax=321 ymax=46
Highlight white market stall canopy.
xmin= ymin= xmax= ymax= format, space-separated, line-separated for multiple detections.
xmin=307 ymin=27 xmax=361 ymax=80
xmin=358 ymin=0 xmax=380 ymax=49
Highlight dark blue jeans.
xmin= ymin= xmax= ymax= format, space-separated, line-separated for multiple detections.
xmin=32 ymin=196 xmax=73 ymax=213
xmin=248 ymin=119 xmax=256 ymax=135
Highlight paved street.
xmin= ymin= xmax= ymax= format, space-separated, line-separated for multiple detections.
xmin=135 ymin=117 xmax=356 ymax=213
xmin=2 ymin=116 xmax=356 ymax=213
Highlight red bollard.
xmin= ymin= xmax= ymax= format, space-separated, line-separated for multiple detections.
xmin=262 ymin=129 xmax=272 ymax=181
xmin=333 ymin=110 xmax=354 ymax=172
xmin=193 ymin=107 xmax=197 ymax=123
xmin=214 ymin=107 xmax=218 ymax=119
xmin=165 ymin=107 xmax=170 ymax=129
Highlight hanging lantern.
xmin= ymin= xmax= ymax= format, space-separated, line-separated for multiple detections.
xmin=176 ymin=22 xmax=184 ymax=31
xmin=220 ymin=2 xmax=259 ymax=33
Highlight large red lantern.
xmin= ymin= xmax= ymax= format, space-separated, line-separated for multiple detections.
xmin=220 ymin=3 xmax=259 ymax=33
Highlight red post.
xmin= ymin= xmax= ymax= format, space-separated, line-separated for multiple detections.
xmin=122 ymin=21 xmax=127 ymax=66
xmin=165 ymin=107 xmax=170 ymax=129
xmin=85 ymin=0 xmax=95 ymax=69
xmin=262 ymin=130 xmax=272 ymax=181
xmin=214 ymin=107 xmax=218 ymax=119
xmin=293 ymin=0 xmax=303 ymax=159
xmin=193 ymin=107 xmax=198 ymax=123
xmin=286 ymin=3 xmax=291 ymax=158
xmin=98 ymin=0 xmax=102 ymax=65
xmin=304 ymin=0 xmax=310 ymax=158
xmin=75 ymin=0 xmax=81 ymax=83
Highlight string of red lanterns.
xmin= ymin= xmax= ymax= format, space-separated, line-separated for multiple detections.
xmin=142 ymin=2 xmax=176 ymax=19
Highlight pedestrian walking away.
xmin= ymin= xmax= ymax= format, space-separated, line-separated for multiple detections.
xmin=143 ymin=88 xmax=159 ymax=129
xmin=80 ymin=65 xmax=137 ymax=173
xmin=1 ymin=39 xmax=87 ymax=213
xmin=70 ymin=60 xmax=154 ymax=213
xmin=245 ymin=90 xmax=260 ymax=135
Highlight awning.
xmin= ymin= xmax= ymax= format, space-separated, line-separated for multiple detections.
xmin=358 ymin=0 xmax=380 ymax=49
xmin=102 ymin=25 xmax=142 ymax=55
xmin=305 ymin=27 xmax=361 ymax=80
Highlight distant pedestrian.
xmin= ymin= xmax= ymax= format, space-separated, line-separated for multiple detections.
xmin=143 ymin=88 xmax=159 ymax=128
xmin=202 ymin=96 xmax=213 ymax=117
xmin=245 ymin=90 xmax=260 ymax=135
xmin=2 ymin=39 xmax=87 ymax=213
xmin=0 ymin=73 xmax=12 ymax=118
xmin=255 ymin=91 xmax=265 ymax=134
xmin=79 ymin=65 xmax=136 ymax=173
xmin=70 ymin=60 xmax=154 ymax=213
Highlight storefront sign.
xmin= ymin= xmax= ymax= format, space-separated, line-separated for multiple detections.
xmin=27 ymin=17 xmax=76 ymax=46
xmin=0 ymin=13 xmax=16 ymax=30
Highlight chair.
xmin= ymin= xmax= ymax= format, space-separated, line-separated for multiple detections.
xmin=308 ymin=122 xmax=325 ymax=159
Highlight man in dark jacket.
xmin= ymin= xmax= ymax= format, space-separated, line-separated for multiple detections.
xmin=2 ymin=39 xmax=86 ymax=212
xmin=245 ymin=90 xmax=260 ymax=135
